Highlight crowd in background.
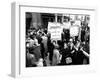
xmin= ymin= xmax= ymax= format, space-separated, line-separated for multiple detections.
xmin=26 ymin=16 xmax=90 ymax=67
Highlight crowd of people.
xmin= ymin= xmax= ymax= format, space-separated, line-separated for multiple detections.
xmin=26 ymin=14 xmax=90 ymax=67
xmin=26 ymin=22 xmax=90 ymax=67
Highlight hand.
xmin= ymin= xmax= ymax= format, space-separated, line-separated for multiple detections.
xmin=80 ymin=47 xmax=83 ymax=51
xmin=71 ymin=50 xmax=75 ymax=54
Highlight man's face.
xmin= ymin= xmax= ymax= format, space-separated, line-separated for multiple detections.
xmin=32 ymin=35 xmax=36 ymax=39
xmin=64 ymin=43 xmax=68 ymax=49
xmin=52 ymin=41 xmax=56 ymax=46
xmin=69 ymin=39 xmax=73 ymax=45
xmin=66 ymin=18 xmax=69 ymax=22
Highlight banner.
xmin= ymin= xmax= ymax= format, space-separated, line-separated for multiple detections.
xmin=62 ymin=22 xmax=71 ymax=29
xmin=70 ymin=25 xmax=79 ymax=37
xmin=48 ymin=22 xmax=63 ymax=40
xmin=74 ymin=20 xmax=81 ymax=27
